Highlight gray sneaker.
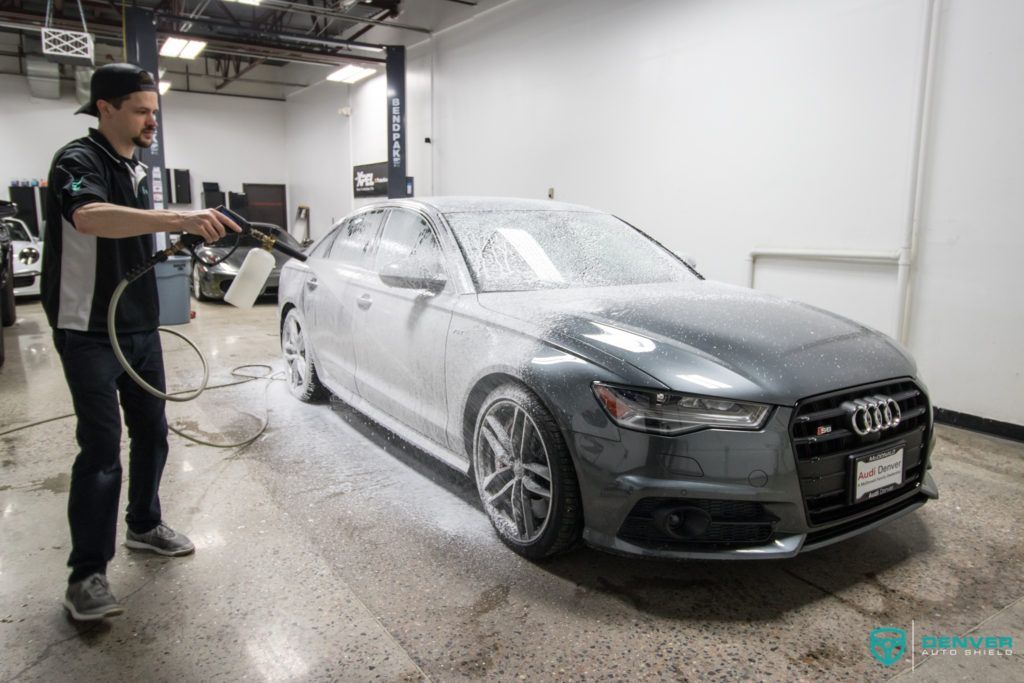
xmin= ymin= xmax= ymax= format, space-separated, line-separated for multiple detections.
xmin=125 ymin=523 xmax=195 ymax=557
xmin=64 ymin=573 xmax=124 ymax=621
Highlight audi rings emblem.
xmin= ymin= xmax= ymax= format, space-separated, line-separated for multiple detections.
xmin=842 ymin=396 xmax=902 ymax=436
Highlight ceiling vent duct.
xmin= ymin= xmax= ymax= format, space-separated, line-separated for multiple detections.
xmin=75 ymin=66 xmax=93 ymax=106
xmin=26 ymin=55 xmax=61 ymax=99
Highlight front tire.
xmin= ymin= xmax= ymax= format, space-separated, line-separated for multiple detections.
xmin=472 ymin=382 xmax=582 ymax=559
xmin=281 ymin=308 xmax=329 ymax=402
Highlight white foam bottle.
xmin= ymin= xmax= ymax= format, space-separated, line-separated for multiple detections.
xmin=224 ymin=248 xmax=275 ymax=308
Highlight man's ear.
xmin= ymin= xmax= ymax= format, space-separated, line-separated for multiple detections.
xmin=95 ymin=100 xmax=111 ymax=119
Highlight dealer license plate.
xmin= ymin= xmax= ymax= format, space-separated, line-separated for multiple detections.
xmin=851 ymin=446 xmax=904 ymax=504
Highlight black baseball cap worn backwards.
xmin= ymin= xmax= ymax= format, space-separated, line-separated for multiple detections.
xmin=75 ymin=63 xmax=158 ymax=117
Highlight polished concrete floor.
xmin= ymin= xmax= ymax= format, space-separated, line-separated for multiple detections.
xmin=1 ymin=299 xmax=1022 ymax=682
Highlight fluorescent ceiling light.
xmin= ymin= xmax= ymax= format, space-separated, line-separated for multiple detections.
xmin=224 ymin=0 xmax=262 ymax=4
xmin=160 ymin=37 xmax=188 ymax=58
xmin=160 ymin=37 xmax=206 ymax=59
xmin=179 ymin=40 xmax=207 ymax=59
xmin=326 ymin=64 xmax=376 ymax=84
xmin=159 ymin=80 xmax=171 ymax=95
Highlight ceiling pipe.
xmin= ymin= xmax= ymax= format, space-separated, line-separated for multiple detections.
xmin=152 ymin=10 xmax=387 ymax=58
xmin=252 ymin=0 xmax=431 ymax=35
xmin=0 ymin=13 xmax=376 ymax=66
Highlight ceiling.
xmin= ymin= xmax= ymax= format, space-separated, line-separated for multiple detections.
xmin=0 ymin=0 xmax=504 ymax=87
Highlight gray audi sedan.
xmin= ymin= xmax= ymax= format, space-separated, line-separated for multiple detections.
xmin=278 ymin=197 xmax=938 ymax=560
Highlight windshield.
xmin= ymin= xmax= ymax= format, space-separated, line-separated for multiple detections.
xmin=443 ymin=211 xmax=697 ymax=293
xmin=3 ymin=219 xmax=31 ymax=242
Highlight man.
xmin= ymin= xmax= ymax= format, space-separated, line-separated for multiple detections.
xmin=41 ymin=63 xmax=240 ymax=621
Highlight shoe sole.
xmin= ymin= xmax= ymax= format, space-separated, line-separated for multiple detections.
xmin=63 ymin=598 xmax=124 ymax=621
xmin=124 ymin=539 xmax=195 ymax=556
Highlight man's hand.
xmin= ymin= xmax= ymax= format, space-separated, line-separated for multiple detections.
xmin=178 ymin=209 xmax=243 ymax=244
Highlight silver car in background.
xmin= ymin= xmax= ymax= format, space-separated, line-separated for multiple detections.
xmin=278 ymin=197 xmax=938 ymax=560
xmin=3 ymin=217 xmax=42 ymax=297
xmin=190 ymin=222 xmax=299 ymax=301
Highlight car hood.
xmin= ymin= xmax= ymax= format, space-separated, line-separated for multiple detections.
xmin=476 ymin=280 xmax=916 ymax=405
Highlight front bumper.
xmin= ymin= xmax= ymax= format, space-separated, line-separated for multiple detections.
xmin=13 ymin=268 xmax=40 ymax=296
xmin=571 ymin=387 xmax=938 ymax=560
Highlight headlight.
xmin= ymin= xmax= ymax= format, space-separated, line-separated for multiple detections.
xmin=18 ymin=247 xmax=40 ymax=265
xmin=592 ymin=382 xmax=771 ymax=435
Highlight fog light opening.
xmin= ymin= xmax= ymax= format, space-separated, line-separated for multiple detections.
xmin=654 ymin=506 xmax=712 ymax=540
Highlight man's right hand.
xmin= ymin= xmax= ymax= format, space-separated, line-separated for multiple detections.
xmin=178 ymin=209 xmax=243 ymax=244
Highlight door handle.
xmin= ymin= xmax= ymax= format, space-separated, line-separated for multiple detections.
xmin=357 ymin=293 xmax=373 ymax=310
xmin=305 ymin=277 xmax=318 ymax=290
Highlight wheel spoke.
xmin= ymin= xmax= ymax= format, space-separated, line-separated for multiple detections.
xmin=486 ymin=478 xmax=515 ymax=506
xmin=482 ymin=417 xmax=513 ymax=464
xmin=516 ymin=409 xmax=528 ymax=461
xmin=521 ymin=473 xmax=551 ymax=498
xmin=482 ymin=466 xmax=512 ymax=492
xmin=522 ymin=462 xmax=551 ymax=483
xmin=510 ymin=479 xmax=526 ymax=536
xmin=521 ymin=487 xmax=536 ymax=537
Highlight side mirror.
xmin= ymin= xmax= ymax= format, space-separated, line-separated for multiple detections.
xmin=379 ymin=259 xmax=447 ymax=293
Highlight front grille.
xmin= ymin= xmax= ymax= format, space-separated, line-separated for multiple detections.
xmin=13 ymin=275 xmax=34 ymax=288
xmin=618 ymin=497 xmax=778 ymax=551
xmin=804 ymin=492 xmax=930 ymax=547
xmin=790 ymin=378 xmax=931 ymax=527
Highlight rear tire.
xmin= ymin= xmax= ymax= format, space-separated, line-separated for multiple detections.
xmin=472 ymin=382 xmax=582 ymax=559
xmin=281 ymin=308 xmax=330 ymax=402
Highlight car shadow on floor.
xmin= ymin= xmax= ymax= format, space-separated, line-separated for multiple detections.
xmin=328 ymin=397 xmax=936 ymax=623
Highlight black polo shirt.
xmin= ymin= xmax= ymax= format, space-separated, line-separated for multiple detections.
xmin=41 ymin=128 xmax=159 ymax=333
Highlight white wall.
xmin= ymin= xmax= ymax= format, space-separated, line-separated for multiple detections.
xmin=160 ymin=90 xmax=287 ymax=210
xmin=907 ymin=0 xmax=1024 ymax=425
xmin=0 ymin=74 xmax=287 ymax=215
xmin=284 ymin=80 xmax=353 ymax=239
xmin=343 ymin=0 xmax=1022 ymax=424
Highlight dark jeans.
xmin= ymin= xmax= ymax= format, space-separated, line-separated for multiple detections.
xmin=53 ymin=328 xmax=169 ymax=584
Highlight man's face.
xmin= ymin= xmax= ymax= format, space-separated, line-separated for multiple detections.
xmin=99 ymin=91 xmax=159 ymax=148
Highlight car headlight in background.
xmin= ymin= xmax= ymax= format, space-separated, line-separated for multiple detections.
xmin=18 ymin=247 xmax=40 ymax=265
xmin=592 ymin=382 xmax=771 ymax=435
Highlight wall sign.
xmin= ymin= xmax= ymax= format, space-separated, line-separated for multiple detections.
xmin=353 ymin=162 xmax=389 ymax=196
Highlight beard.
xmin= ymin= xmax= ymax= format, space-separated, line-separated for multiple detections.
xmin=132 ymin=129 xmax=155 ymax=148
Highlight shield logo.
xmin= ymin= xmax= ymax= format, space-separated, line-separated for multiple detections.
xmin=869 ymin=627 xmax=907 ymax=666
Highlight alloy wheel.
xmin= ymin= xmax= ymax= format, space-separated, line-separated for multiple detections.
xmin=475 ymin=399 xmax=554 ymax=543
xmin=282 ymin=314 xmax=308 ymax=392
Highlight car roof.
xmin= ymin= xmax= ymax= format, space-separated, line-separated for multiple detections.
xmin=390 ymin=196 xmax=608 ymax=215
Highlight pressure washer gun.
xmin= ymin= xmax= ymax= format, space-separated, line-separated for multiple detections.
xmin=121 ymin=205 xmax=308 ymax=309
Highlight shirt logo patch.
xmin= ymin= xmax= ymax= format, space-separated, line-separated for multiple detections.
xmin=70 ymin=177 xmax=83 ymax=192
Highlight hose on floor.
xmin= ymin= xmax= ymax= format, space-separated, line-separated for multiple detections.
xmin=0 ymin=364 xmax=284 ymax=449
